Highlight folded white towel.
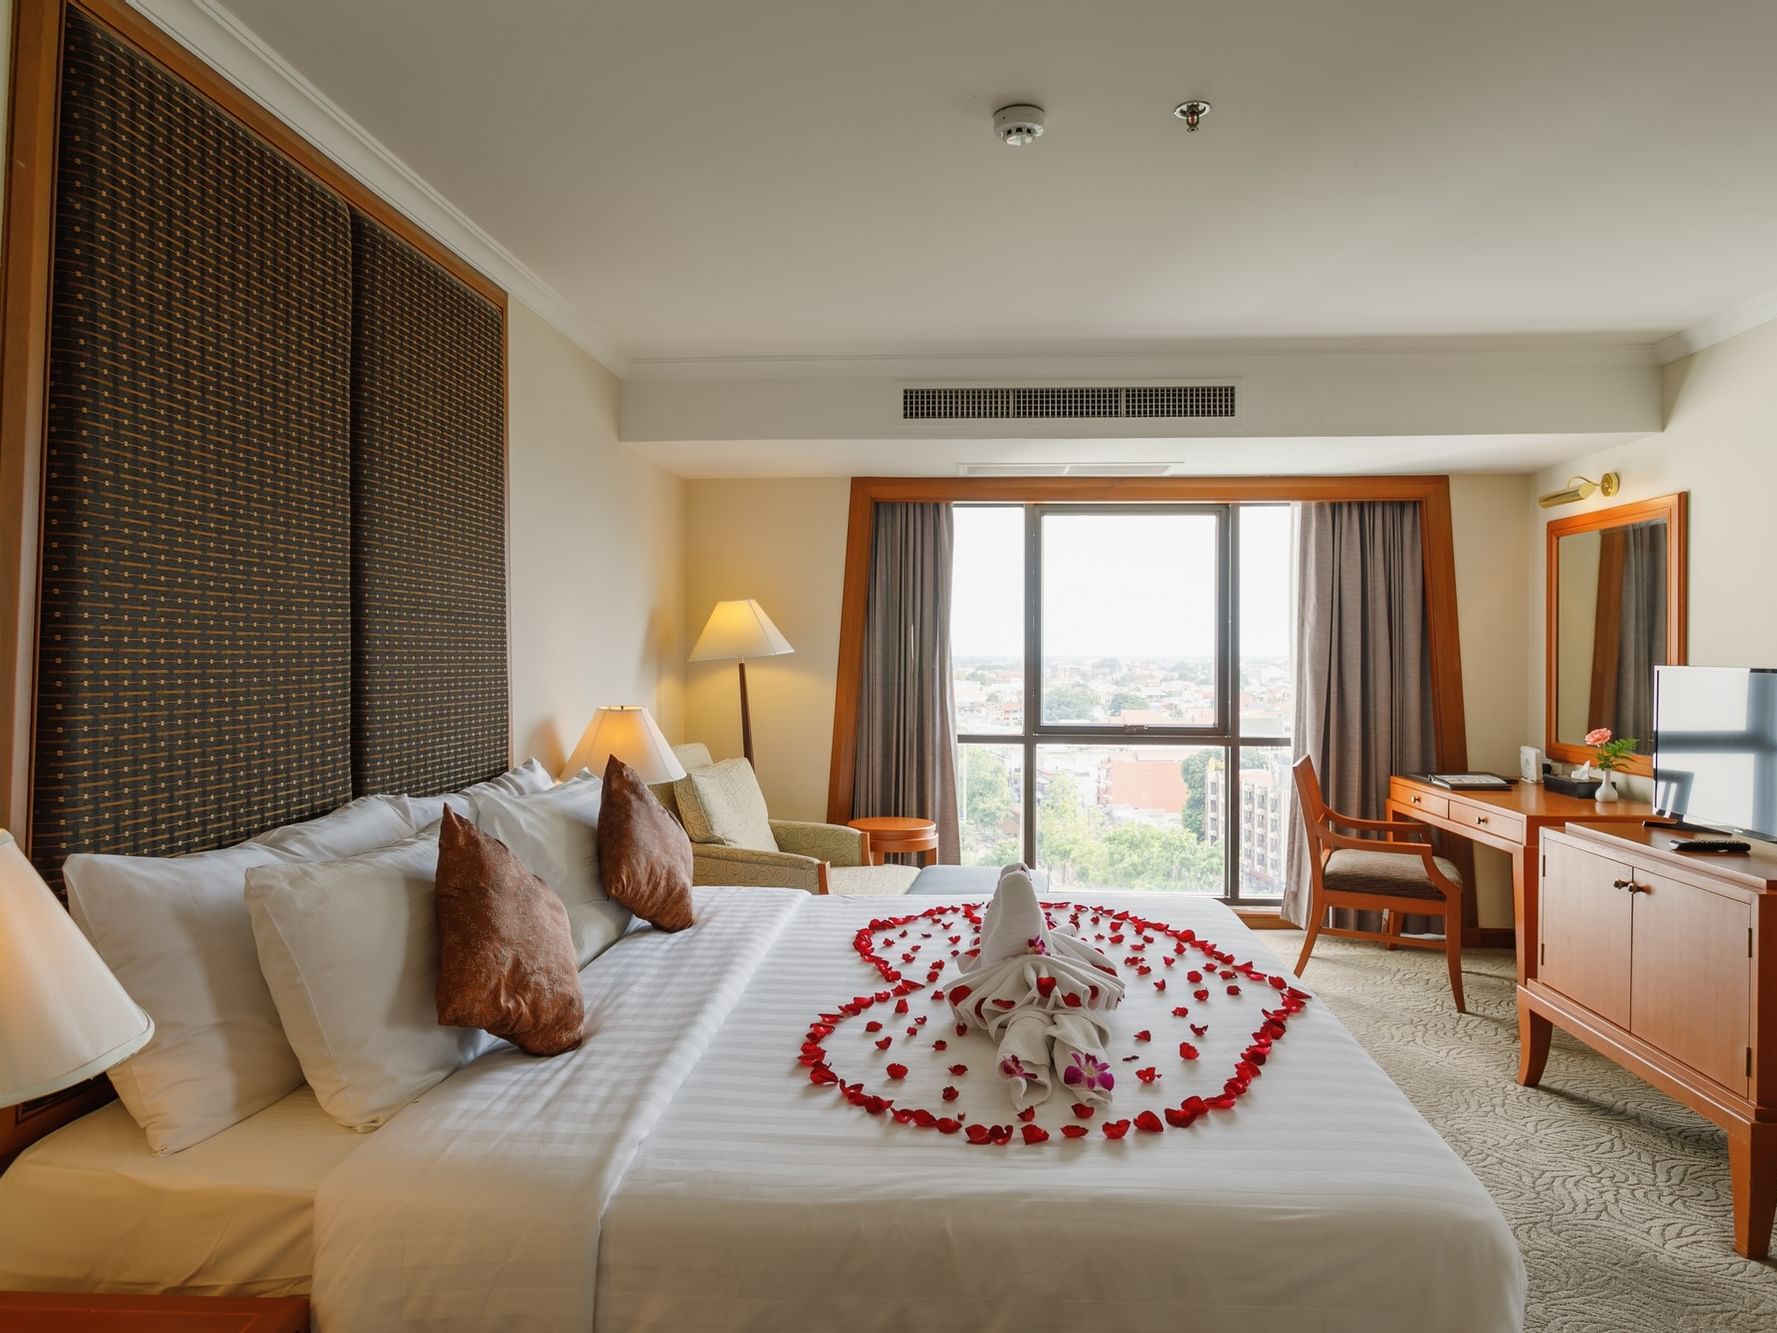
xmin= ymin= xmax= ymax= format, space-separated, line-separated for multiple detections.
xmin=952 ymin=869 xmax=1123 ymax=1108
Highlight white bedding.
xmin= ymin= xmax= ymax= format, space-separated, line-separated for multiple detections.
xmin=0 ymin=1087 xmax=357 ymax=1297
xmin=314 ymin=889 xmax=1524 ymax=1333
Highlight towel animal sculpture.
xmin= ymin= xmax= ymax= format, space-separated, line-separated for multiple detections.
xmin=948 ymin=867 xmax=1125 ymax=1112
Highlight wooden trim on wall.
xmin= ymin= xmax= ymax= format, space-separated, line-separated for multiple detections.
xmin=825 ymin=474 xmax=1473 ymax=825
xmin=1543 ymin=491 xmax=1688 ymax=780
xmin=0 ymin=0 xmax=65 ymax=845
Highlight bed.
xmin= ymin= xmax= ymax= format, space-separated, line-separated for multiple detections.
xmin=3 ymin=886 xmax=1522 ymax=1332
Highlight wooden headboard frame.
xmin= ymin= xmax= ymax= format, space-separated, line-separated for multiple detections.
xmin=0 ymin=0 xmax=511 ymax=1162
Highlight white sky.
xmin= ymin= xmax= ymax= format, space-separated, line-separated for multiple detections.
xmin=950 ymin=505 xmax=1295 ymax=660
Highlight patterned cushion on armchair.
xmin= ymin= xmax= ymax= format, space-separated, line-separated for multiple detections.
xmin=672 ymin=758 xmax=778 ymax=852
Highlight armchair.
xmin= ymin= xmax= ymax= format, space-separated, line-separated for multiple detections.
xmin=656 ymin=745 xmax=918 ymax=897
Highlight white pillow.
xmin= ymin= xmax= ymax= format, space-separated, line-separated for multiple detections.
xmin=253 ymin=794 xmax=416 ymax=860
xmin=388 ymin=758 xmax=555 ymax=828
xmin=477 ymin=775 xmax=631 ymax=967
xmin=244 ymin=832 xmax=492 ymax=1132
xmin=64 ymin=842 xmax=306 ymax=1154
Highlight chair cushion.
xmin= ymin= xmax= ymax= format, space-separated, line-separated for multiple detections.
xmin=674 ymin=758 xmax=777 ymax=852
xmin=1323 ymin=848 xmax=1462 ymax=900
xmin=826 ymin=864 xmax=921 ymax=897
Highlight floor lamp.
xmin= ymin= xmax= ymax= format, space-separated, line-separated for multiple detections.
xmin=689 ymin=599 xmax=794 ymax=767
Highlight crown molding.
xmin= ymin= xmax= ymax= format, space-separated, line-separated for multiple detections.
xmin=1653 ymin=285 xmax=1777 ymax=365
xmin=626 ymin=336 xmax=1659 ymax=383
xmin=128 ymin=0 xmax=631 ymax=375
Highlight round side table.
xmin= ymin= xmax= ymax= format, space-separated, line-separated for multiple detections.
xmin=847 ymin=816 xmax=939 ymax=866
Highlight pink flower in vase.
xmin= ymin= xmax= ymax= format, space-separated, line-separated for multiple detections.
xmin=1585 ymin=727 xmax=1612 ymax=746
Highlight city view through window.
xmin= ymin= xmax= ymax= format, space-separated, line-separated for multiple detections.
xmin=952 ymin=504 xmax=1296 ymax=900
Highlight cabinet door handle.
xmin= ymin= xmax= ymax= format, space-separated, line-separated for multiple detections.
xmin=1474 ymin=815 xmax=1488 ymax=825
xmin=1410 ymin=795 xmax=1422 ymax=805
xmin=1612 ymin=878 xmax=1632 ymax=889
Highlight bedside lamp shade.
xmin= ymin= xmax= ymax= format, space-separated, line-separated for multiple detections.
xmin=562 ymin=706 xmax=686 ymax=785
xmin=689 ymin=599 xmax=794 ymax=663
xmin=0 ymin=830 xmax=154 ymax=1107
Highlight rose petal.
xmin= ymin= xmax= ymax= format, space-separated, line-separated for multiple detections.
xmin=1134 ymin=1110 xmax=1164 ymax=1134
xmin=1021 ymin=1124 xmax=1050 ymax=1145
xmin=1102 ymin=1119 xmax=1131 ymax=1140
xmin=949 ymin=1064 xmax=969 ymax=1076
xmin=1072 ymin=1103 xmax=1095 ymax=1119
xmin=885 ymin=1063 xmax=908 ymax=1079
xmin=1133 ymin=1029 xmax=1152 ymax=1043
xmin=1060 ymin=1124 xmax=1089 ymax=1139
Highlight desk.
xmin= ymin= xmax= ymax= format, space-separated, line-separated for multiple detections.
xmin=1386 ymin=775 xmax=1655 ymax=981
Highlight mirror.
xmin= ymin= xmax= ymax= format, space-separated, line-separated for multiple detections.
xmin=1545 ymin=494 xmax=1687 ymax=777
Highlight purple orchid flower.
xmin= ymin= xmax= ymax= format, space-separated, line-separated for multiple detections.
xmin=1000 ymin=1053 xmax=1041 ymax=1083
xmin=1027 ymin=935 xmax=1049 ymax=956
xmin=1062 ymin=1052 xmax=1115 ymax=1093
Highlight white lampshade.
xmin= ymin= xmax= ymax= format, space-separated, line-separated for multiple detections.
xmin=562 ymin=706 xmax=687 ymax=785
xmin=0 ymin=830 xmax=154 ymax=1107
xmin=689 ymin=599 xmax=794 ymax=663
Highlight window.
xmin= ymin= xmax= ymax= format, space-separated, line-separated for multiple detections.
xmin=952 ymin=503 xmax=1296 ymax=901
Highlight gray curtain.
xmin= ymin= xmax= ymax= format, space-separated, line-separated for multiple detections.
xmin=1283 ymin=501 xmax=1437 ymax=930
xmin=1614 ymin=521 xmax=1667 ymax=752
xmin=851 ymin=502 xmax=961 ymax=862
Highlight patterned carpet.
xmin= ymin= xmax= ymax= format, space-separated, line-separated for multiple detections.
xmin=1260 ymin=932 xmax=1777 ymax=1332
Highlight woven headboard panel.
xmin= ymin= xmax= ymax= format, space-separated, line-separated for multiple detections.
xmin=350 ymin=217 xmax=509 ymax=798
xmin=30 ymin=11 xmax=355 ymax=889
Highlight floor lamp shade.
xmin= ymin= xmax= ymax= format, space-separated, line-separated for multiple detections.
xmin=689 ymin=600 xmax=795 ymax=767
xmin=563 ymin=706 xmax=687 ymax=785
xmin=689 ymin=600 xmax=794 ymax=663
xmin=0 ymin=830 xmax=154 ymax=1107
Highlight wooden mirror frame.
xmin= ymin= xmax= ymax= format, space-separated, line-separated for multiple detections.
xmin=1544 ymin=492 xmax=1687 ymax=779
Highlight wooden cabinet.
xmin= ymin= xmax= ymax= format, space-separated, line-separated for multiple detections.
xmin=1539 ymin=838 xmax=1634 ymax=1027
xmin=1628 ymin=867 xmax=1752 ymax=1096
xmin=1521 ymin=824 xmax=1777 ymax=1259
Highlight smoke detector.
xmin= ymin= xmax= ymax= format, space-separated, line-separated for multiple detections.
xmin=993 ymin=104 xmax=1046 ymax=147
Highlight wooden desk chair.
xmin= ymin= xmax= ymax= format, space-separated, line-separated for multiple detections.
xmin=1291 ymin=756 xmax=1467 ymax=1012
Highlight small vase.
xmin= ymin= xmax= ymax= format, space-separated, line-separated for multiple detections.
xmin=1595 ymin=771 xmax=1620 ymax=804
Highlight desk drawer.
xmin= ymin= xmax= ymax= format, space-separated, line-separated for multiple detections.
xmin=1449 ymin=799 xmax=1524 ymax=841
xmin=1390 ymin=781 xmax=1447 ymax=819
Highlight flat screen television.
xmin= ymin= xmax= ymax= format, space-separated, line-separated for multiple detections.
xmin=1653 ymin=665 xmax=1777 ymax=843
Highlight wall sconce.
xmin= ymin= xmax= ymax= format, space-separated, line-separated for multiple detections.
xmin=1538 ymin=472 xmax=1620 ymax=509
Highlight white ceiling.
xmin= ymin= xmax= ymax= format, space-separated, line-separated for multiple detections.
xmin=215 ymin=0 xmax=1777 ymax=366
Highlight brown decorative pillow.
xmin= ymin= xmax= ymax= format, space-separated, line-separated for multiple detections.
xmin=597 ymin=756 xmax=695 ymax=932
xmin=434 ymin=807 xmax=585 ymax=1056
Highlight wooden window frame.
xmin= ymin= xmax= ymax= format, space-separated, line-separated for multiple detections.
xmin=826 ymin=475 xmax=1472 ymax=836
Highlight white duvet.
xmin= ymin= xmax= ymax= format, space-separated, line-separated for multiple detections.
xmin=314 ymin=889 xmax=1524 ymax=1333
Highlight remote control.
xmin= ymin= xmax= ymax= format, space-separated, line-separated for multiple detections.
xmin=1670 ymin=838 xmax=1752 ymax=854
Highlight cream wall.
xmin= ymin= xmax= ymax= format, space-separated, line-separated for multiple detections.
xmin=508 ymin=301 xmax=684 ymax=773
xmin=1527 ymin=318 xmax=1777 ymax=795
xmin=1447 ymin=474 xmax=1535 ymax=924
xmin=680 ymin=478 xmax=850 ymax=819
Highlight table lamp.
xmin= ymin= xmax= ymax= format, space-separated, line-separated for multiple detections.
xmin=562 ymin=705 xmax=687 ymax=785
xmin=0 ymin=829 xmax=154 ymax=1107
xmin=689 ymin=599 xmax=793 ymax=767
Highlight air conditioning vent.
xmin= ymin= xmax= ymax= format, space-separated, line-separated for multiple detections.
xmin=903 ymin=384 xmax=1235 ymax=421
xmin=957 ymin=462 xmax=1176 ymax=478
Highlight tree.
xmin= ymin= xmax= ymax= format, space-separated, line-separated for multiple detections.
xmin=959 ymin=747 xmax=1018 ymax=865
xmin=1177 ymin=750 xmax=1218 ymax=838
xmin=1043 ymin=683 xmax=1099 ymax=724
xmin=1107 ymin=690 xmax=1147 ymax=717
xmin=1036 ymin=770 xmax=1105 ymax=885
xmin=1096 ymin=822 xmax=1224 ymax=892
